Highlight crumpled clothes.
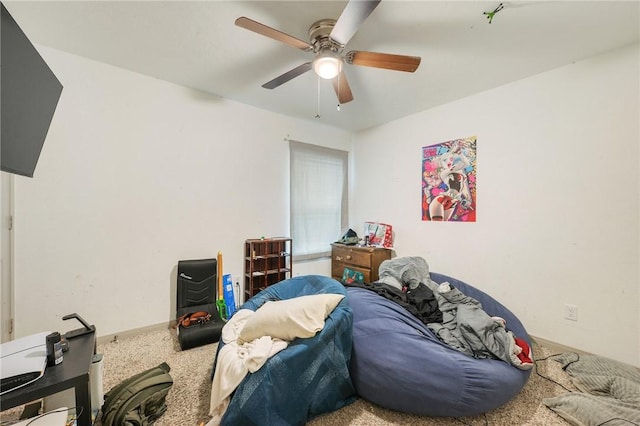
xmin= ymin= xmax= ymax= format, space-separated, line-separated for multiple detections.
xmin=206 ymin=309 xmax=288 ymax=426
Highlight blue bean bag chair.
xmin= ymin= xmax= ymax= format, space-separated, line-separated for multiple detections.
xmin=212 ymin=275 xmax=356 ymax=425
xmin=348 ymin=272 xmax=532 ymax=417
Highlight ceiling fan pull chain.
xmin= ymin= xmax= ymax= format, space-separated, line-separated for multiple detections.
xmin=337 ymin=75 xmax=341 ymax=111
xmin=315 ymin=76 xmax=321 ymax=119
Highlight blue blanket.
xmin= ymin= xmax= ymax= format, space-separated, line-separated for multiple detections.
xmin=212 ymin=275 xmax=356 ymax=426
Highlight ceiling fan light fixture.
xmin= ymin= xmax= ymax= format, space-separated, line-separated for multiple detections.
xmin=313 ymin=54 xmax=342 ymax=79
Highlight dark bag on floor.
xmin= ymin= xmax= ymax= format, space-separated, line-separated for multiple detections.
xmin=101 ymin=362 xmax=173 ymax=426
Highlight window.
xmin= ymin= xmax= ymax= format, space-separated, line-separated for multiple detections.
xmin=290 ymin=140 xmax=348 ymax=261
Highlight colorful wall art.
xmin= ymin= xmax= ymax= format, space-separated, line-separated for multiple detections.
xmin=422 ymin=136 xmax=477 ymax=222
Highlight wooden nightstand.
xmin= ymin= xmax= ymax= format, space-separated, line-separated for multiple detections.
xmin=331 ymin=243 xmax=392 ymax=283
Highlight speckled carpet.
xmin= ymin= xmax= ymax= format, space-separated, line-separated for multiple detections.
xmin=1 ymin=328 xmax=574 ymax=426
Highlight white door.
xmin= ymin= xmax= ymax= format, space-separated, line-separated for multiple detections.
xmin=1 ymin=172 xmax=14 ymax=342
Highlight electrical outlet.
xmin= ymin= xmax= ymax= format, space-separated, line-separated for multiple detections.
xmin=564 ymin=304 xmax=578 ymax=321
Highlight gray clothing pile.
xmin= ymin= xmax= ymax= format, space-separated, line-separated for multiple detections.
xmin=376 ymin=256 xmax=530 ymax=369
xmin=377 ymin=256 xmax=431 ymax=291
xmin=426 ymin=283 xmax=520 ymax=365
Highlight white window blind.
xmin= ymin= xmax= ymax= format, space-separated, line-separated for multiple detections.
xmin=290 ymin=140 xmax=348 ymax=261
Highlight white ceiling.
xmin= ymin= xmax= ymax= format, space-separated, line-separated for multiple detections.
xmin=4 ymin=1 xmax=639 ymax=132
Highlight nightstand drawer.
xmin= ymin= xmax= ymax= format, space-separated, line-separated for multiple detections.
xmin=332 ymin=245 xmax=372 ymax=268
xmin=332 ymin=262 xmax=371 ymax=283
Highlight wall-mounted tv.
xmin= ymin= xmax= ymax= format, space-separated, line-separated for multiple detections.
xmin=1 ymin=2 xmax=63 ymax=178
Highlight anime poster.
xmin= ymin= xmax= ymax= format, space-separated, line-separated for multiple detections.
xmin=422 ymin=136 xmax=477 ymax=222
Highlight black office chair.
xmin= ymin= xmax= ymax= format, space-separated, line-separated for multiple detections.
xmin=176 ymin=258 xmax=224 ymax=350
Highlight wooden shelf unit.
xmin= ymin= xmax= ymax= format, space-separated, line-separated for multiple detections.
xmin=244 ymin=237 xmax=292 ymax=299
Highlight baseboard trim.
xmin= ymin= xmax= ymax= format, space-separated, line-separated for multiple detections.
xmin=97 ymin=322 xmax=172 ymax=346
xmin=529 ymin=335 xmax=590 ymax=356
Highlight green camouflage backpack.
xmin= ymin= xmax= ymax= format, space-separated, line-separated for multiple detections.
xmin=101 ymin=362 xmax=173 ymax=426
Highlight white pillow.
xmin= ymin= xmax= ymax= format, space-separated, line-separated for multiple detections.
xmin=238 ymin=293 xmax=345 ymax=343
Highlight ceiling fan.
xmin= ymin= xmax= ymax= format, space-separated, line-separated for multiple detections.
xmin=235 ymin=0 xmax=421 ymax=104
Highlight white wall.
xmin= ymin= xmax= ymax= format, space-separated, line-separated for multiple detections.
xmin=11 ymin=46 xmax=348 ymax=338
xmin=351 ymin=44 xmax=640 ymax=367
xmin=10 ymin=42 xmax=639 ymax=367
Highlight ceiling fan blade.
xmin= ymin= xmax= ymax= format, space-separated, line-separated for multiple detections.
xmin=235 ymin=17 xmax=312 ymax=51
xmin=262 ymin=62 xmax=313 ymax=89
xmin=331 ymin=71 xmax=354 ymax=104
xmin=330 ymin=0 xmax=381 ymax=46
xmin=346 ymin=50 xmax=421 ymax=72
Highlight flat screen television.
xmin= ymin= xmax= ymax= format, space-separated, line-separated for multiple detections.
xmin=1 ymin=2 xmax=63 ymax=178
